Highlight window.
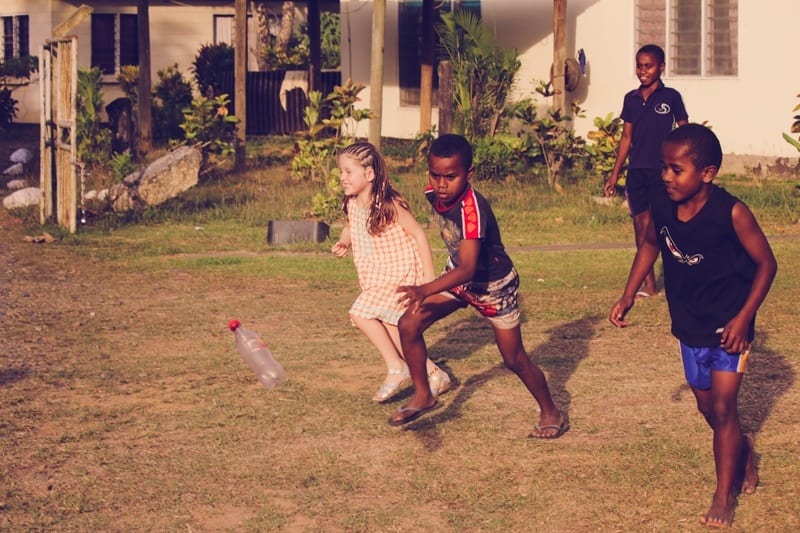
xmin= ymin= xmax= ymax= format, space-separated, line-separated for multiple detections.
xmin=398 ymin=1 xmax=481 ymax=106
xmin=91 ymin=14 xmax=138 ymax=75
xmin=1 ymin=15 xmax=30 ymax=60
xmin=636 ymin=0 xmax=737 ymax=76
xmin=214 ymin=15 xmax=234 ymax=45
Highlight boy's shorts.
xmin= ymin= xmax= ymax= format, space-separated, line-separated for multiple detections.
xmin=442 ymin=267 xmax=521 ymax=329
xmin=679 ymin=342 xmax=750 ymax=390
xmin=625 ymin=168 xmax=663 ymax=216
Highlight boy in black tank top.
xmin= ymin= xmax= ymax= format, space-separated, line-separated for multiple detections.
xmin=609 ymin=124 xmax=777 ymax=528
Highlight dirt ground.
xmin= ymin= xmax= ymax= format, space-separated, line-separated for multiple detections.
xmin=2 ymin=126 xmax=799 ymax=531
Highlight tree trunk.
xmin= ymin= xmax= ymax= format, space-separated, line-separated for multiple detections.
xmin=252 ymin=1 xmax=270 ymax=71
xmin=137 ymin=0 xmax=152 ymax=154
xmin=277 ymin=1 xmax=295 ymax=54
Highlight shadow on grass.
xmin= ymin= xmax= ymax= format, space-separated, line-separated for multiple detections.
xmin=0 ymin=366 xmax=30 ymax=386
xmin=670 ymin=331 xmax=795 ymax=436
xmin=401 ymin=315 xmax=601 ymax=449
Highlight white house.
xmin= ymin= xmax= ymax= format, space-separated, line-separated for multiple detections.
xmin=341 ymin=0 xmax=800 ymax=158
xmin=0 ymin=0 xmax=297 ymax=124
xmin=3 ymin=1 xmax=798 ymax=158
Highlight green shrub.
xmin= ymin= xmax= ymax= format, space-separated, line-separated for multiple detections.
xmin=153 ymin=64 xmax=193 ymax=141
xmin=178 ymin=93 xmax=239 ymax=166
xmin=109 ymin=150 xmax=136 ymax=182
xmin=0 ymin=55 xmax=38 ymax=130
xmin=76 ymin=67 xmax=112 ymax=167
xmin=192 ymin=43 xmax=234 ymax=97
xmin=586 ymin=112 xmax=624 ymax=188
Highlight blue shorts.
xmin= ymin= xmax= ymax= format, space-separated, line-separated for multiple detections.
xmin=625 ymin=168 xmax=663 ymax=216
xmin=679 ymin=342 xmax=750 ymax=390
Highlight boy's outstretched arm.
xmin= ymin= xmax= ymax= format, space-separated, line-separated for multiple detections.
xmin=398 ymin=238 xmax=480 ymax=312
xmin=718 ymin=202 xmax=778 ymax=353
xmin=609 ymin=218 xmax=660 ymax=327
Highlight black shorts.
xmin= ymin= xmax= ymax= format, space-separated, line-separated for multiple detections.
xmin=625 ymin=168 xmax=662 ymax=216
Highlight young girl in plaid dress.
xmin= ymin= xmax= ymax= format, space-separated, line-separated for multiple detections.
xmin=332 ymin=142 xmax=451 ymax=402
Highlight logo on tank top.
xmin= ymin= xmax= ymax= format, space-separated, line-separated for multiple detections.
xmin=660 ymin=227 xmax=704 ymax=265
xmin=655 ymin=103 xmax=671 ymax=115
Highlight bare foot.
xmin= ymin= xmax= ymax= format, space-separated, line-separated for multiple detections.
xmin=740 ymin=434 xmax=759 ymax=495
xmin=699 ymin=493 xmax=736 ymax=529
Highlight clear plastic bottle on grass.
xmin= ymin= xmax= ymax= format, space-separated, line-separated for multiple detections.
xmin=228 ymin=319 xmax=286 ymax=389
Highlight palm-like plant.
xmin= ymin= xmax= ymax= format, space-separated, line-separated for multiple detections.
xmin=436 ymin=10 xmax=520 ymax=138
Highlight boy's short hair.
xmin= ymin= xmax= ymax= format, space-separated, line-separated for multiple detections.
xmin=429 ymin=133 xmax=473 ymax=169
xmin=637 ymin=44 xmax=665 ymax=64
xmin=665 ymin=123 xmax=723 ymax=170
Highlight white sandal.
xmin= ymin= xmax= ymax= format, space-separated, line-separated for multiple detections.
xmin=429 ymin=367 xmax=452 ymax=397
xmin=372 ymin=365 xmax=411 ymax=402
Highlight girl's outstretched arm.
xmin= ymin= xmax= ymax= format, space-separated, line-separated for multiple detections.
xmin=332 ymin=225 xmax=351 ymax=258
xmin=719 ymin=202 xmax=777 ymax=352
xmin=396 ymin=201 xmax=436 ymax=282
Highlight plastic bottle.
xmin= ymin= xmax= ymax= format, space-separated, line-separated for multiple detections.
xmin=228 ymin=319 xmax=286 ymax=389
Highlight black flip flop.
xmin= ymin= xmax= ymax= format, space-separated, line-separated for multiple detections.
xmin=388 ymin=400 xmax=441 ymax=427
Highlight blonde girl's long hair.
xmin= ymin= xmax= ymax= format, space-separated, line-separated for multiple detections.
xmin=340 ymin=142 xmax=410 ymax=236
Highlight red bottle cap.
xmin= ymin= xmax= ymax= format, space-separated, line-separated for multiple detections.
xmin=228 ymin=319 xmax=241 ymax=332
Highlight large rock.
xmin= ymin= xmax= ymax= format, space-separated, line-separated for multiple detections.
xmin=109 ymin=145 xmax=202 ymax=212
xmin=10 ymin=148 xmax=34 ymax=164
xmin=3 ymin=187 xmax=40 ymax=209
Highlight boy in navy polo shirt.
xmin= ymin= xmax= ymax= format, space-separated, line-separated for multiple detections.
xmin=390 ymin=134 xmax=565 ymax=438
xmin=610 ymin=124 xmax=777 ymax=528
xmin=604 ymin=44 xmax=688 ymax=297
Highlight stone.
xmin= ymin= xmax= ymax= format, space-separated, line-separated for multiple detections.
xmin=3 ymin=187 xmax=40 ymax=209
xmin=3 ymin=163 xmax=23 ymax=175
xmin=9 ymin=148 xmax=33 ymax=164
xmin=6 ymin=179 xmax=27 ymax=190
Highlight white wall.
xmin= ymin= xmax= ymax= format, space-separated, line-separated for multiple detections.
xmin=341 ymin=0 xmax=800 ymax=158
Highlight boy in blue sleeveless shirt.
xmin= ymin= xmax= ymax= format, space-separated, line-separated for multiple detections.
xmin=610 ymin=124 xmax=777 ymax=528
xmin=604 ymin=44 xmax=689 ymax=297
xmin=391 ymin=134 xmax=565 ymax=439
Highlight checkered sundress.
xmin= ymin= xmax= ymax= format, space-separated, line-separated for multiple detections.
xmin=347 ymin=198 xmax=424 ymax=325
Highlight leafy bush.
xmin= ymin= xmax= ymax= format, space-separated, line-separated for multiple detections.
xmin=586 ymin=112 xmax=625 ymax=189
xmin=117 ymin=65 xmax=140 ymax=106
xmin=109 ymin=150 xmax=136 ymax=182
xmin=0 ymin=55 xmax=38 ymax=130
xmin=0 ymin=88 xmax=18 ymax=131
xmin=178 ymin=93 xmax=239 ymax=166
xmin=153 ymin=64 xmax=193 ymax=141
xmin=76 ymin=67 xmax=112 ymax=167
xmin=782 ymin=93 xmax=800 ymax=152
xmin=192 ymin=43 xmax=234 ymax=97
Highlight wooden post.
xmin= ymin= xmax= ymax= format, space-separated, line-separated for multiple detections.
xmin=437 ymin=60 xmax=453 ymax=135
xmin=308 ymin=0 xmax=321 ymax=93
xmin=234 ymin=0 xmax=247 ymax=170
xmin=368 ymin=0 xmax=385 ymax=150
xmin=553 ymin=0 xmax=567 ymax=117
xmin=419 ymin=0 xmax=434 ymax=133
xmin=137 ymin=0 xmax=152 ymax=154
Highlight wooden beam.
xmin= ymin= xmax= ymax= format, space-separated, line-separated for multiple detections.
xmin=368 ymin=0 xmax=385 ymax=150
xmin=553 ymin=0 xmax=567 ymax=116
xmin=234 ymin=0 xmax=247 ymax=169
xmin=419 ymin=0 xmax=434 ymax=134
xmin=53 ymin=4 xmax=93 ymax=38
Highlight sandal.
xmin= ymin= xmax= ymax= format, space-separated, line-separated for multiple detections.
xmin=428 ymin=367 xmax=452 ymax=397
xmin=372 ymin=365 xmax=411 ymax=402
